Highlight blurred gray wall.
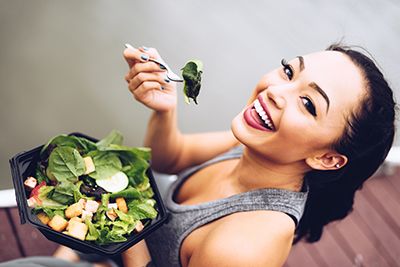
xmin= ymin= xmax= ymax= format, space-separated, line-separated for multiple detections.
xmin=1 ymin=0 xmax=399 ymax=189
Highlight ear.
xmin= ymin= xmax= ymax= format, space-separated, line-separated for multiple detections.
xmin=305 ymin=151 xmax=348 ymax=171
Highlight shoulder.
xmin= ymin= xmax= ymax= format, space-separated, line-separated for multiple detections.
xmin=188 ymin=210 xmax=295 ymax=267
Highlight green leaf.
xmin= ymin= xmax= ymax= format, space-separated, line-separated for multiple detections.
xmin=110 ymin=187 xmax=141 ymax=199
xmin=35 ymin=166 xmax=50 ymax=184
xmin=128 ymin=199 xmax=158 ymax=220
xmin=33 ymin=206 xmax=67 ymax=219
xmin=124 ymin=161 xmax=149 ymax=188
xmin=47 ymin=147 xmax=85 ymax=182
xmin=112 ymin=220 xmax=136 ymax=234
xmin=96 ymin=130 xmax=123 ymax=150
xmin=114 ymin=209 xmax=136 ymax=224
xmin=85 ymin=219 xmax=100 ymax=241
xmin=41 ymin=134 xmax=97 ymax=155
xmin=87 ymin=151 xmax=122 ymax=180
xmin=140 ymin=186 xmax=154 ymax=198
xmin=181 ymin=60 xmax=203 ymax=104
xmin=102 ymin=144 xmax=151 ymax=163
xmin=48 ymin=181 xmax=76 ymax=205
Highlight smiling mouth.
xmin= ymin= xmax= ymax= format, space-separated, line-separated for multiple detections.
xmin=253 ymin=98 xmax=275 ymax=130
xmin=243 ymin=96 xmax=276 ymax=132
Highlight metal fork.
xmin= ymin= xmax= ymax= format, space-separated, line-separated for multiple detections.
xmin=124 ymin=43 xmax=183 ymax=82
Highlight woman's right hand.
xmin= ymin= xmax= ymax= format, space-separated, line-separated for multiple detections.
xmin=123 ymin=46 xmax=177 ymax=112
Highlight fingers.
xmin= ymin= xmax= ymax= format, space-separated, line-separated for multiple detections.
xmin=123 ymin=45 xmax=162 ymax=68
xmin=128 ymin=72 xmax=171 ymax=98
xmin=129 ymin=71 xmax=170 ymax=90
xmin=125 ymin=61 xmax=165 ymax=83
xmin=138 ymin=46 xmax=162 ymax=61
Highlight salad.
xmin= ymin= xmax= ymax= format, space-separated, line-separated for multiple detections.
xmin=23 ymin=130 xmax=158 ymax=245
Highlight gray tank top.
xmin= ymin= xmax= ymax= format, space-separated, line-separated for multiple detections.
xmin=146 ymin=146 xmax=308 ymax=267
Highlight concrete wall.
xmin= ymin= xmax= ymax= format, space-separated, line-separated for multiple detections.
xmin=1 ymin=0 xmax=399 ymax=189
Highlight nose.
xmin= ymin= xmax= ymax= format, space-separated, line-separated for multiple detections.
xmin=266 ymin=85 xmax=286 ymax=110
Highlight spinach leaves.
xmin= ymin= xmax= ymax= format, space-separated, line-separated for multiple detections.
xmin=47 ymin=147 xmax=86 ymax=182
xmin=181 ymin=60 xmax=203 ymax=104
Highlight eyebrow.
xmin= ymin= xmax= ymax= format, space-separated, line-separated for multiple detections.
xmin=297 ymin=56 xmax=305 ymax=71
xmin=296 ymin=56 xmax=330 ymax=113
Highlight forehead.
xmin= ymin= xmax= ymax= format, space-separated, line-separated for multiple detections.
xmin=301 ymin=51 xmax=366 ymax=113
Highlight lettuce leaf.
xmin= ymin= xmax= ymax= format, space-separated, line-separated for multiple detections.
xmin=99 ymin=144 xmax=151 ymax=163
xmin=85 ymin=218 xmax=100 ymax=241
xmin=96 ymin=130 xmax=123 ymax=150
xmin=41 ymin=134 xmax=97 ymax=155
xmin=109 ymin=187 xmax=141 ymax=199
xmin=47 ymin=147 xmax=85 ymax=182
xmin=47 ymin=180 xmax=83 ymax=205
xmin=127 ymin=199 xmax=158 ymax=220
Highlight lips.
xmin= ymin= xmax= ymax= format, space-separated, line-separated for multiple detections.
xmin=243 ymin=95 xmax=276 ymax=131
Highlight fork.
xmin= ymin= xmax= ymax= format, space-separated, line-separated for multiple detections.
xmin=124 ymin=43 xmax=183 ymax=82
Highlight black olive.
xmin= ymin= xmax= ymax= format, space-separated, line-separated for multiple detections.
xmin=80 ymin=183 xmax=108 ymax=200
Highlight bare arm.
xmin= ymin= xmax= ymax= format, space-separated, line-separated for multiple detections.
xmin=124 ymin=47 xmax=238 ymax=174
xmin=145 ymin=109 xmax=238 ymax=173
xmin=187 ymin=211 xmax=295 ymax=267
xmin=122 ymin=240 xmax=152 ymax=267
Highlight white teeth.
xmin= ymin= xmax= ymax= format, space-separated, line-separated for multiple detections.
xmin=254 ymin=99 xmax=274 ymax=130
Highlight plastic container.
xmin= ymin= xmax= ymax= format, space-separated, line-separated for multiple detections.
xmin=9 ymin=132 xmax=168 ymax=256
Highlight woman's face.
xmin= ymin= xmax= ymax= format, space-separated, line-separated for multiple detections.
xmin=231 ymin=51 xmax=366 ymax=166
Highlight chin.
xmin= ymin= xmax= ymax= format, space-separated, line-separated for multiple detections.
xmin=231 ymin=112 xmax=248 ymax=145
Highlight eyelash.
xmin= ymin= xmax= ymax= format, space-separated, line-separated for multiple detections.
xmin=281 ymin=58 xmax=294 ymax=80
xmin=300 ymin=96 xmax=317 ymax=117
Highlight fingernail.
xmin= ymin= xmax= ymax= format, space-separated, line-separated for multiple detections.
xmin=141 ymin=46 xmax=149 ymax=51
xmin=124 ymin=43 xmax=134 ymax=49
xmin=160 ymin=86 xmax=165 ymax=90
xmin=159 ymin=64 xmax=166 ymax=70
xmin=141 ymin=54 xmax=149 ymax=61
xmin=164 ymin=77 xmax=170 ymax=83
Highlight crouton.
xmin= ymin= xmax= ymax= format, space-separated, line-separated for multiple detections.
xmin=106 ymin=209 xmax=118 ymax=221
xmin=83 ymin=156 xmax=95 ymax=175
xmin=68 ymin=221 xmax=88 ymax=241
xmin=48 ymin=215 xmax=68 ymax=232
xmin=81 ymin=210 xmax=93 ymax=221
xmin=85 ymin=199 xmax=99 ymax=213
xmin=135 ymin=221 xmax=144 ymax=232
xmin=116 ymin=197 xmax=128 ymax=213
xmin=37 ymin=212 xmax=50 ymax=225
xmin=66 ymin=217 xmax=82 ymax=231
xmin=65 ymin=202 xmax=83 ymax=219
xmin=24 ymin=177 xmax=37 ymax=191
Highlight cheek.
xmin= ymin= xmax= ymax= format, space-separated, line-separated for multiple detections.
xmin=278 ymin=116 xmax=328 ymax=150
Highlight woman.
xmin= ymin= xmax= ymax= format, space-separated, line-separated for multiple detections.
xmin=0 ymin=43 xmax=395 ymax=267
xmin=120 ymin=43 xmax=396 ymax=266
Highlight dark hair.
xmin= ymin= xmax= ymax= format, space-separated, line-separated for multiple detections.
xmin=294 ymin=43 xmax=397 ymax=243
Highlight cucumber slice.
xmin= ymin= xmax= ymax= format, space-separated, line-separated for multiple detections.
xmin=95 ymin=171 xmax=129 ymax=193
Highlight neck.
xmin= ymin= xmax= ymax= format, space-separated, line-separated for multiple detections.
xmin=230 ymin=147 xmax=307 ymax=192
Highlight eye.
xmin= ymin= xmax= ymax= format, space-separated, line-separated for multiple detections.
xmin=281 ymin=58 xmax=294 ymax=80
xmin=300 ymin=96 xmax=317 ymax=116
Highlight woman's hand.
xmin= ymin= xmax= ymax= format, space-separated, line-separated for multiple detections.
xmin=123 ymin=46 xmax=177 ymax=112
